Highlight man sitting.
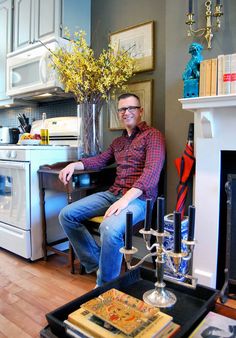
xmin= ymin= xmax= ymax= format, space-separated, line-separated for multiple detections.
xmin=58 ymin=93 xmax=165 ymax=287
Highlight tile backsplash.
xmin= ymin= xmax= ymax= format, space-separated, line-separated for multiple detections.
xmin=0 ymin=99 xmax=77 ymax=128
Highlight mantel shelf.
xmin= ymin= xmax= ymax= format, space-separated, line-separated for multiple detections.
xmin=179 ymin=94 xmax=236 ymax=111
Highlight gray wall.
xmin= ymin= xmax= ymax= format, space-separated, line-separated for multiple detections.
xmin=92 ymin=0 xmax=236 ymax=213
xmin=91 ymin=0 xmax=166 ymax=142
xmin=165 ymin=0 xmax=236 ymax=212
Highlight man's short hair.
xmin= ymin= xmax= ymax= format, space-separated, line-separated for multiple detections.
xmin=118 ymin=93 xmax=140 ymax=104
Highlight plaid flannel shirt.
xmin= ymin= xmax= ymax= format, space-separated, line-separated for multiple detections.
xmin=81 ymin=122 xmax=165 ymax=202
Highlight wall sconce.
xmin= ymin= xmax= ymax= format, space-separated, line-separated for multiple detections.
xmin=186 ymin=0 xmax=223 ymax=49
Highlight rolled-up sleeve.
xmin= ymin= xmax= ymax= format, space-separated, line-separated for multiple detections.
xmin=81 ymin=145 xmax=115 ymax=171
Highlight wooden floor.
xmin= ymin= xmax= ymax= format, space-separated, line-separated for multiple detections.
xmin=0 ymin=249 xmax=96 ymax=338
xmin=1 ymin=248 xmax=236 ymax=338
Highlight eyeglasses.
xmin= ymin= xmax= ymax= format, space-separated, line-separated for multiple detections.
xmin=117 ymin=106 xmax=141 ymax=114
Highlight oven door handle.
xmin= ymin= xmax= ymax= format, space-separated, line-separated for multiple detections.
xmin=0 ymin=161 xmax=28 ymax=170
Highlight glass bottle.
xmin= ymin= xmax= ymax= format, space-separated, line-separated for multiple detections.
xmin=40 ymin=112 xmax=49 ymax=145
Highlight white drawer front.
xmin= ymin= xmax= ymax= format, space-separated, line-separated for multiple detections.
xmin=0 ymin=222 xmax=31 ymax=258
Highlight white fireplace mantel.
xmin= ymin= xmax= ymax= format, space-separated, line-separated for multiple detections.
xmin=179 ymin=94 xmax=236 ymax=288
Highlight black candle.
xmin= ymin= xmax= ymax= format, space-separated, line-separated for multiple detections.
xmin=187 ymin=205 xmax=195 ymax=241
xmin=144 ymin=199 xmax=152 ymax=231
xmin=157 ymin=197 xmax=165 ymax=233
xmin=125 ymin=211 xmax=133 ymax=250
xmin=188 ymin=0 xmax=193 ymax=13
xmin=174 ymin=211 xmax=182 ymax=253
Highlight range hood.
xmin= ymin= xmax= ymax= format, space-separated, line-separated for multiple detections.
xmin=0 ymin=97 xmax=37 ymax=110
xmin=12 ymin=87 xmax=74 ymax=103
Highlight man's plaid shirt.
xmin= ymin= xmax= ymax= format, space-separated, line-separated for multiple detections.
xmin=81 ymin=122 xmax=165 ymax=203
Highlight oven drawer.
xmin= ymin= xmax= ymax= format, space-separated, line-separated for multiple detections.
xmin=0 ymin=222 xmax=31 ymax=258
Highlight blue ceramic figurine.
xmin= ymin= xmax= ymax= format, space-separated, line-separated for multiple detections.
xmin=182 ymin=43 xmax=203 ymax=98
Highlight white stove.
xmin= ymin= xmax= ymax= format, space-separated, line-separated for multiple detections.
xmin=0 ymin=117 xmax=78 ymax=260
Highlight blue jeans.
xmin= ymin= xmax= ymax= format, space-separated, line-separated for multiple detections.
xmin=58 ymin=190 xmax=146 ymax=286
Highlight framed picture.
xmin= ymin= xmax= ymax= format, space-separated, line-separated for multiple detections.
xmin=108 ymin=80 xmax=153 ymax=130
xmin=110 ymin=21 xmax=154 ymax=73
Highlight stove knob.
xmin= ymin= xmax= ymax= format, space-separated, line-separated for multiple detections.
xmin=10 ymin=150 xmax=17 ymax=159
xmin=6 ymin=150 xmax=11 ymax=158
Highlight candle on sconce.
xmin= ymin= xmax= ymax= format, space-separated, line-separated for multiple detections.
xmin=157 ymin=197 xmax=165 ymax=233
xmin=125 ymin=211 xmax=133 ymax=250
xmin=187 ymin=205 xmax=195 ymax=241
xmin=174 ymin=211 xmax=182 ymax=253
xmin=144 ymin=199 xmax=152 ymax=231
xmin=188 ymin=0 xmax=193 ymax=13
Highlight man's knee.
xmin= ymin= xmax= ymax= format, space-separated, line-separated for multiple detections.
xmin=99 ymin=218 xmax=124 ymax=243
xmin=58 ymin=204 xmax=78 ymax=225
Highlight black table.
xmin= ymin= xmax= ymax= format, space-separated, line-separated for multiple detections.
xmin=40 ymin=266 xmax=219 ymax=338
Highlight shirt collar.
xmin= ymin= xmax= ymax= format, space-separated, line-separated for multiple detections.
xmin=122 ymin=121 xmax=149 ymax=138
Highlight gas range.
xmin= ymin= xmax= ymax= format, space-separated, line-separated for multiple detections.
xmin=0 ymin=144 xmax=76 ymax=161
xmin=0 ymin=116 xmax=79 ymax=261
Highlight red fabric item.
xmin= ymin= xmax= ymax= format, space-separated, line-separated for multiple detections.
xmin=81 ymin=121 xmax=165 ymax=203
xmin=175 ymin=142 xmax=195 ymax=219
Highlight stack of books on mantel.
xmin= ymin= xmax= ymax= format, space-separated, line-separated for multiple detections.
xmin=63 ymin=288 xmax=180 ymax=338
xmin=199 ymin=53 xmax=236 ymax=96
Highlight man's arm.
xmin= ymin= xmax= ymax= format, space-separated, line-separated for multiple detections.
xmin=58 ymin=143 xmax=116 ymax=185
xmin=59 ymin=161 xmax=84 ymax=185
xmin=104 ymin=187 xmax=143 ymax=218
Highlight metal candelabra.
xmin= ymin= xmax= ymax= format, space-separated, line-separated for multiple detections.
xmin=186 ymin=0 xmax=223 ymax=49
xmin=120 ymin=198 xmax=197 ymax=308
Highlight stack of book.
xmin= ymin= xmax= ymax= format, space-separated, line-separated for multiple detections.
xmin=64 ymin=288 xmax=180 ymax=337
xmin=199 ymin=53 xmax=236 ymax=96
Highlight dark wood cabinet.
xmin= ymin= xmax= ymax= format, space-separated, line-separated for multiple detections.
xmin=38 ymin=162 xmax=116 ymax=272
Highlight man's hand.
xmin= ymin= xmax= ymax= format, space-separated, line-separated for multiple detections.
xmin=104 ymin=198 xmax=129 ymax=218
xmin=58 ymin=163 xmax=76 ymax=185
xmin=59 ymin=161 xmax=85 ymax=185
xmin=104 ymin=187 xmax=143 ymax=218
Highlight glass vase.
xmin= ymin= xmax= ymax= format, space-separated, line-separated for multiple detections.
xmin=77 ymin=102 xmax=103 ymax=158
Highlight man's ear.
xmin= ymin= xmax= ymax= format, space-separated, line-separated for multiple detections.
xmin=140 ymin=107 xmax=144 ymax=118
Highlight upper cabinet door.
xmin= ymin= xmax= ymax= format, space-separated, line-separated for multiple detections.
xmin=13 ymin=0 xmax=34 ymax=50
xmin=13 ymin=0 xmax=61 ymax=51
xmin=34 ymin=0 xmax=61 ymax=42
xmin=0 ymin=0 xmax=13 ymax=101
xmin=12 ymin=0 xmax=91 ymax=51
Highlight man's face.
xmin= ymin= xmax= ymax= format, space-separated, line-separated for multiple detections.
xmin=117 ymin=96 xmax=143 ymax=130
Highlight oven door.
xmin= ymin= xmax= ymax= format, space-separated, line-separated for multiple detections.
xmin=0 ymin=160 xmax=30 ymax=230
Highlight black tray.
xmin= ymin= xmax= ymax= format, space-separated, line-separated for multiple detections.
xmin=45 ymin=267 xmax=218 ymax=338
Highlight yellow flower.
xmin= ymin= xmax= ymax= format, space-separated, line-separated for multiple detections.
xmin=49 ymin=31 xmax=135 ymax=104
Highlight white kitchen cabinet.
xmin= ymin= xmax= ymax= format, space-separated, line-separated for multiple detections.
xmin=0 ymin=0 xmax=36 ymax=108
xmin=13 ymin=0 xmax=91 ymax=51
xmin=13 ymin=0 xmax=61 ymax=50
xmin=0 ymin=0 xmax=12 ymax=102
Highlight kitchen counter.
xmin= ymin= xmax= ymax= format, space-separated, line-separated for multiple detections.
xmin=0 ymin=144 xmax=77 ymax=150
